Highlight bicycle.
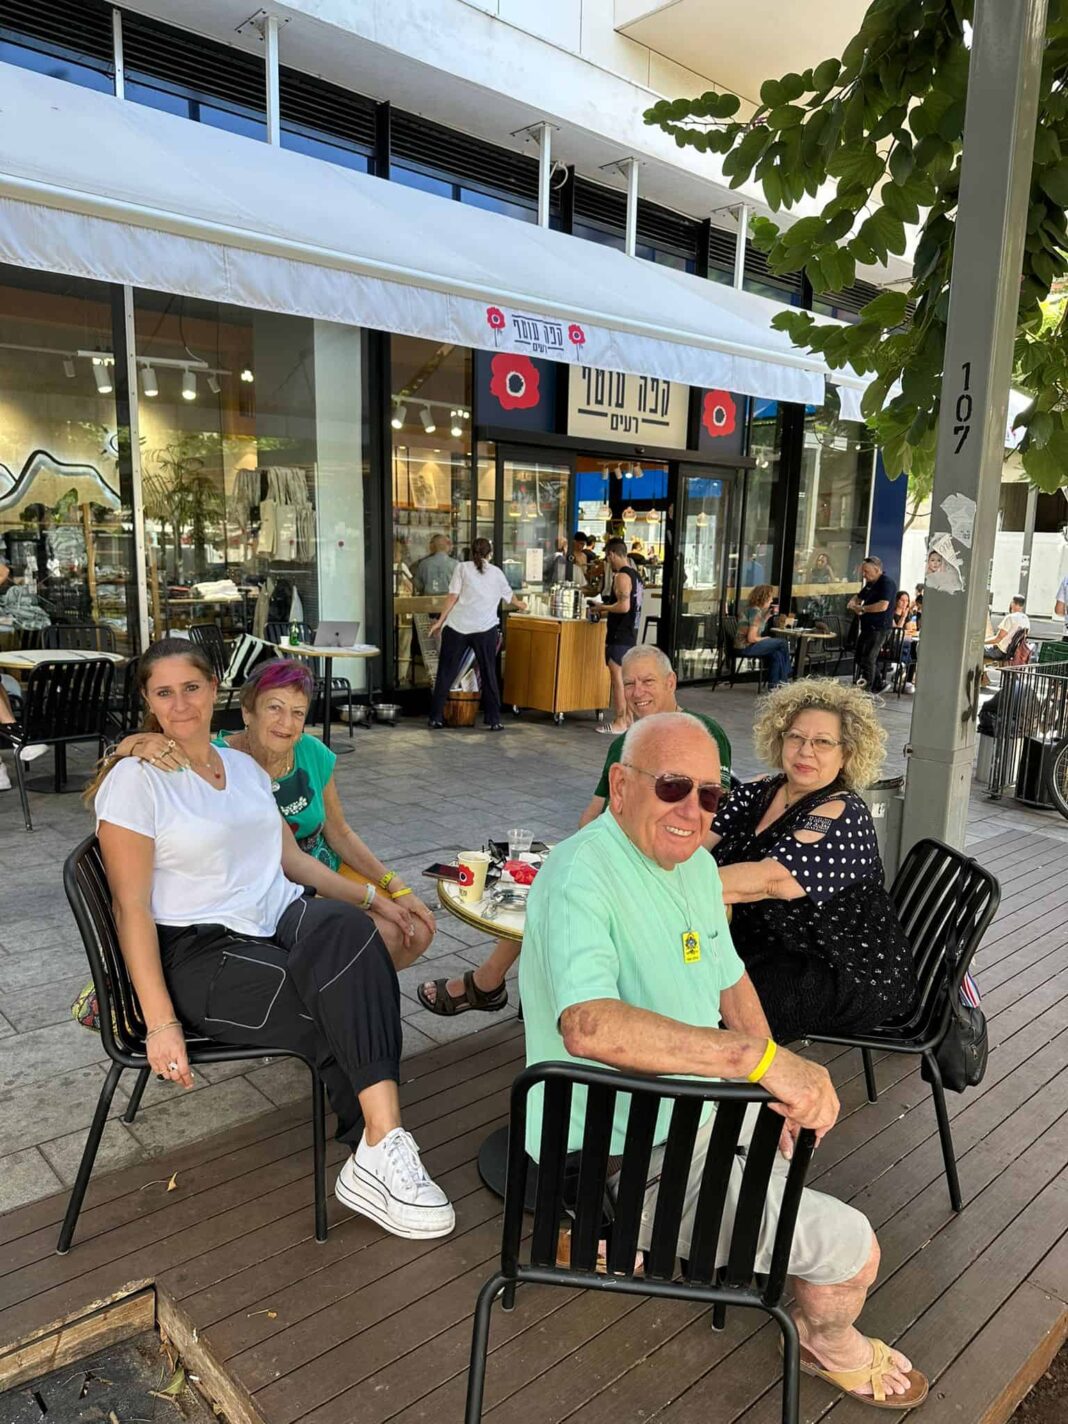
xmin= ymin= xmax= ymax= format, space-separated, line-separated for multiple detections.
xmin=1045 ymin=735 xmax=1068 ymax=819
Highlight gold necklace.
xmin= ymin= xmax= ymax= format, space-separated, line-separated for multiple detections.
xmin=185 ymin=744 xmax=222 ymax=781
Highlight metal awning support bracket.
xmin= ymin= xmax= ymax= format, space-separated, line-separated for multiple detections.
xmin=512 ymin=122 xmax=560 ymax=228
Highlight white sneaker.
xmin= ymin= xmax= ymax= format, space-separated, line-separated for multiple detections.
xmin=19 ymin=743 xmax=47 ymax=762
xmin=335 ymin=1128 xmax=455 ymax=1239
xmin=0 ymin=760 xmax=10 ymax=790
xmin=904 ymin=682 xmax=916 ymax=695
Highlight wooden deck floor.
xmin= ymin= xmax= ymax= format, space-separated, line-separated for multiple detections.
xmin=2 ymin=826 xmax=1068 ymax=1424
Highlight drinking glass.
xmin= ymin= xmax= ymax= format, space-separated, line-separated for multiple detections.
xmin=509 ymin=827 xmax=533 ymax=859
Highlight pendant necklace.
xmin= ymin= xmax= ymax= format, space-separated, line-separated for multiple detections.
xmin=269 ymin=750 xmax=295 ymax=792
xmin=185 ymin=744 xmax=222 ymax=782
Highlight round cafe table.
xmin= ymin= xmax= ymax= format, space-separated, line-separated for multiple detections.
xmin=0 ymin=647 xmax=126 ymax=670
xmin=777 ymin=626 xmax=834 ymax=678
xmin=435 ymin=873 xmax=536 ymax=1207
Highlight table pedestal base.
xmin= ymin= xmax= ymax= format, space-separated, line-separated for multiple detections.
xmin=477 ymin=1125 xmax=539 ymax=1211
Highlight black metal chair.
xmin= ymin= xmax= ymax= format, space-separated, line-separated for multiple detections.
xmin=715 ymin=615 xmax=766 ymax=691
xmin=42 ymin=623 xmax=117 ymax=654
xmin=106 ymin=655 xmax=141 ymax=739
xmin=875 ymin=626 xmax=908 ymax=695
xmin=187 ymin=622 xmax=229 ymax=682
xmin=0 ymin=657 xmax=114 ymax=831
xmin=58 ymin=835 xmax=328 ymax=1253
xmin=466 ymin=1063 xmax=817 ymax=1424
xmin=806 ymin=838 xmax=1000 ymax=1212
xmin=266 ymin=621 xmax=354 ymax=738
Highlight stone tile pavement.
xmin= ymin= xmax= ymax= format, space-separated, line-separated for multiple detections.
xmin=0 ymin=679 xmax=1064 ymax=1213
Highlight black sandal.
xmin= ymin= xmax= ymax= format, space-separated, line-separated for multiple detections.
xmin=417 ymin=969 xmax=509 ymax=1017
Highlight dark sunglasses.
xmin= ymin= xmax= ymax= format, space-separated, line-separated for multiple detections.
xmin=623 ymin=764 xmax=723 ymax=815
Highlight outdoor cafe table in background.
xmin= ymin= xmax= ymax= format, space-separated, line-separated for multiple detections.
xmin=264 ymin=640 xmax=381 ymax=752
xmin=778 ymin=625 xmax=835 ymax=678
xmin=435 ymin=871 xmax=536 ymax=1206
xmin=0 ymin=647 xmax=126 ymax=672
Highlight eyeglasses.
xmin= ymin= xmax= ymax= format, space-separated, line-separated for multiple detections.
xmin=783 ymin=731 xmax=843 ymax=754
xmin=622 ymin=764 xmax=723 ymax=815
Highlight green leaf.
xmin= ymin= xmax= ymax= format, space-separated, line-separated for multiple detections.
xmin=860 ymin=290 xmax=909 ymax=327
xmin=1040 ymin=160 xmax=1068 ymax=206
xmin=780 ymin=72 xmax=807 ymax=102
xmin=888 ymin=141 xmax=915 ymax=184
xmin=760 ymin=78 xmax=786 ymax=108
xmin=823 ymin=208 xmax=856 ymax=242
xmin=827 ymin=141 xmax=883 ymax=189
xmin=813 ymin=57 xmax=842 ymax=91
xmin=768 ymin=104 xmax=806 ymax=129
xmin=882 ymin=184 xmax=920 ymax=224
xmin=1026 ymin=410 xmax=1054 ymax=447
xmin=762 ymin=167 xmax=784 ymax=209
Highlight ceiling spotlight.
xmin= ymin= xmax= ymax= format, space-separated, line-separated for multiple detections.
xmin=620 ymin=462 xmax=632 ymax=476
xmin=632 ymin=463 xmax=643 ymax=479
xmin=507 ymin=502 xmax=522 ymax=519
xmin=207 ymin=372 xmax=221 ymax=395
xmin=450 ymin=418 xmax=463 ymax=438
xmin=140 ymin=365 xmax=158 ymax=398
xmin=622 ymin=506 xmax=636 ymax=521
xmin=420 ymin=405 xmax=436 ymax=434
xmin=391 ymin=403 xmax=408 ymax=430
xmin=63 ymin=357 xmax=75 ymax=379
xmin=240 ymin=367 xmax=254 ymax=383
xmin=92 ymin=361 xmax=113 ymax=395
xmin=695 ymin=511 xmax=710 ymax=529
xmin=181 ymin=368 xmax=197 ymax=402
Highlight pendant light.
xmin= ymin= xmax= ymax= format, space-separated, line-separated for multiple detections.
xmin=181 ymin=368 xmax=197 ymax=402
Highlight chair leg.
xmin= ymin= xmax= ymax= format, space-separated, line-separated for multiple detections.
xmin=923 ymin=1050 xmax=962 ymax=1212
xmin=10 ymin=748 xmax=32 ymax=832
xmin=862 ymin=1048 xmax=878 ymax=1103
xmin=501 ymin=1281 xmax=516 ymax=1312
xmin=776 ymin=1307 xmax=802 ymax=1424
xmin=311 ymin=1067 xmax=328 ymax=1242
xmin=122 ymin=1066 xmax=151 ymax=1124
xmin=57 ymin=1061 xmax=124 ymax=1254
xmin=465 ymin=1273 xmax=507 ymax=1424
xmin=711 ymin=1300 xmax=727 ymax=1332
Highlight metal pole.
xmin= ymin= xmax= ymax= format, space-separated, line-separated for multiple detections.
xmin=901 ymin=0 xmax=1047 ymax=853
xmin=537 ymin=122 xmax=551 ymax=228
xmin=121 ymin=285 xmax=150 ymax=652
xmin=624 ymin=158 xmax=639 ymax=258
xmin=1019 ymin=482 xmax=1039 ymax=602
xmin=264 ymin=14 xmax=280 ymax=146
xmin=733 ymin=202 xmax=749 ymax=290
xmin=112 ymin=10 xmax=124 ymax=100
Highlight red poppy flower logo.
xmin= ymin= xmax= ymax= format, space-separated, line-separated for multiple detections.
xmin=456 ymin=864 xmax=474 ymax=886
xmin=568 ymin=323 xmax=586 ymax=347
xmin=489 ymin=353 xmax=541 ymax=411
xmin=486 ymin=306 xmax=506 ymax=332
xmin=702 ymin=389 xmax=737 ymax=438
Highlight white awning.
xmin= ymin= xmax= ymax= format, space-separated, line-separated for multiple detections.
xmin=0 ymin=64 xmax=830 ymax=406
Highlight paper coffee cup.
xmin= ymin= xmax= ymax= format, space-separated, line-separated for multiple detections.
xmin=457 ymin=851 xmax=490 ymax=903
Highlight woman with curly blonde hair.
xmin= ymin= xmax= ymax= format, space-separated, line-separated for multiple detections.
xmin=709 ymin=678 xmax=916 ymax=1041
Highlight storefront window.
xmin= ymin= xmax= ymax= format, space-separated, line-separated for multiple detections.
xmin=501 ymin=456 xmax=571 ymax=600
xmin=741 ymin=401 xmax=782 ymax=603
xmin=133 ymin=292 xmax=376 ymax=685
xmin=0 ymin=265 xmax=137 ymax=648
xmin=390 ymin=337 xmax=472 ymax=686
xmin=793 ymin=410 xmax=874 ymax=617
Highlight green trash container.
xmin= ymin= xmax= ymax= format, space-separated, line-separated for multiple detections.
xmin=860 ymin=774 xmax=905 ymax=884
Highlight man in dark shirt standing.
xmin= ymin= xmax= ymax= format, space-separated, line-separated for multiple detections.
xmin=848 ymin=555 xmax=895 ymax=690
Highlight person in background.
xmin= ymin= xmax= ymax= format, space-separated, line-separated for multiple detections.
xmin=1054 ymin=573 xmax=1068 ymax=636
xmin=629 ymin=539 xmax=648 ymax=569
xmin=413 ymin=533 xmax=458 ymax=596
xmin=571 ymin=532 xmax=590 ymax=578
xmin=520 ymin=712 xmax=927 ymax=1410
xmin=710 ymin=679 xmax=916 ymax=1042
xmin=890 ymin=590 xmax=918 ymax=694
xmin=428 ymin=537 xmax=527 ymax=731
xmin=116 ymin=659 xmax=434 ymax=967
xmin=985 ymin=595 xmax=1030 ymax=662
xmin=736 ymin=584 xmax=792 ymax=690
xmin=90 ymin=638 xmax=455 ymax=1240
xmin=589 ymin=537 xmax=642 ymax=734
xmin=846 ymin=555 xmax=894 ymax=690
xmin=808 ymin=551 xmax=836 ymax=584
xmin=417 ymin=646 xmax=731 ymax=1017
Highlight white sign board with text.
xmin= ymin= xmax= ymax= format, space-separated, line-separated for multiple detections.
xmin=567 ymin=367 xmax=688 ymax=446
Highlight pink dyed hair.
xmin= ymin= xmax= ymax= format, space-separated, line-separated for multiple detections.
xmin=239 ymin=658 xmax=315 ymax=712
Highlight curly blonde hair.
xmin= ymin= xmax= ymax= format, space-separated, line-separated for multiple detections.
xmin=753 ymin=678 xmax=887 ymax=791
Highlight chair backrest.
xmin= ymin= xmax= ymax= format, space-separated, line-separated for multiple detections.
xmin=504 ymin=1063 xmax=815 ymax=1306
xmin=42 ymin=623 xmax=117 ymax=654
xmin=22 ymin=658 xmax=115 ymax=741
xmin=721 ymin=615 xmax=740 ymax=655
xmin=64 ymin=834 xmax=146 ymax=1063
xmin=881 ymin=627 xmax=906 ymax=662
xmin=112 ymin=655 xmax=142 ymax=736
xmin=1004 ymin=626 xmax=1031 ymax=666
xmin=889 ymin=838 xmax=1000 ymax=1033
xmin=188 ymin=623 xmax=228 ymax=681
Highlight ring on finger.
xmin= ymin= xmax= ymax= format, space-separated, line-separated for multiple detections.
xmin=167 ymin=1061 xmax=179 ymax=1072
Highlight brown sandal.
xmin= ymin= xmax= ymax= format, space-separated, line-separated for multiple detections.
xmin=799 ymin=1337 xmax=929 ymax=1410
xmin=417 ymin=969 xmax=508 ymax=1017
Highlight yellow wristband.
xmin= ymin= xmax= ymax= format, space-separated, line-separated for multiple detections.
xmin=390 ymin=887 xmax=412 ymax=899
xmin=747 ymin=1038 xmax=778 ymax=1084
xmin=379 ymin=870 xmax=397 ymax=890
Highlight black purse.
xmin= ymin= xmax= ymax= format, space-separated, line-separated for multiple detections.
xmin=921 ymin=956 xmax=989 ymax=1093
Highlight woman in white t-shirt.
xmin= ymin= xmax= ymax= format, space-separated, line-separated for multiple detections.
xmin=90 ymin=638 xmax=454 ymax=1241
xmin=427 ymin=537 xmax=526 ymax=729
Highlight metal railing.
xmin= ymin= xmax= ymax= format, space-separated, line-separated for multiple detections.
xmin=985 ymin=659 xmax=1068 ymax=800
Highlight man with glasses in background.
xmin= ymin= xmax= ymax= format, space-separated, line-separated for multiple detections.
xmin=519 ymin=712 xmax=928 ymax=1411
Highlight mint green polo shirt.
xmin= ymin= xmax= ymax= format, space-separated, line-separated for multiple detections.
xmin=519 ymin=811 xmax=745 ymax=1158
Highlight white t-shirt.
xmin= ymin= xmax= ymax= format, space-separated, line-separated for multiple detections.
xmin=446 ymin=560 xmax=513 ymax=635
xmin=94 ymin=749 xmax=303 ymax=937
xmin=994 ymin=610 xmax=1030 ymax=643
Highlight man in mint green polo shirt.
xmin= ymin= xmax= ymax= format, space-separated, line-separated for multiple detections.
xmin=580 ymin=645 xmax=731 ymax=827
xmin=519 ymin=713 xmax=925 ymax=1408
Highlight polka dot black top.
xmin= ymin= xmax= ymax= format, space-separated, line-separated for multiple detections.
xmin=712 ymin=774 xmax=883 ymax=903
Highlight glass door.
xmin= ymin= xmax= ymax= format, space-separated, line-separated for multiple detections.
xmin=672 ymin=466 xmax=737 ymax=683
xmin=498 ymin=450 xmax=573 ymax=613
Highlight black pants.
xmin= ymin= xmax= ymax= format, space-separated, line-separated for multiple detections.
xmin=157 ymin=896 xmax=401 ymax=1148
xmin=430 ymin=625 xmax=501 ymax=725
xmin=855 ymin=626 xmax=890 ymax=687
